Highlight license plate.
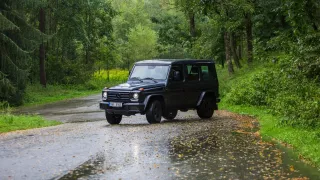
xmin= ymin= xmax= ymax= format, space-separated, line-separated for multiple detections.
xmin=109 ymin=102 xmax=123 ymax=107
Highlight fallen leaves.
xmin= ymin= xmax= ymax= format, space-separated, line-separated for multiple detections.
xmin=290 ymin=165 xmax=295 ymax=172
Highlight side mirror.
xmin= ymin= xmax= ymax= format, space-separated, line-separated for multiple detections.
xmin=173 ymin=71 xmax=181 ymax=81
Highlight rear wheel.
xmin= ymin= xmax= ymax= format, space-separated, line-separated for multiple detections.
xmin=197 ymin=97 xmax=214 ymax=119
xmin=162 ymin=109 xmax=178 ymax=120
xmin=146 ymin=100 xmax=162 ymax=124
xmin=105 ymin=111 xmax=122 ymax=124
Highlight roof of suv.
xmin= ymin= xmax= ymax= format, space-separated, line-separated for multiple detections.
xmin=135 ymin=59 xmax=215 ymax=65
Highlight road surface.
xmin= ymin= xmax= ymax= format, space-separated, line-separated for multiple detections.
xmin=0 ymin=94 xmax=319 ymax=180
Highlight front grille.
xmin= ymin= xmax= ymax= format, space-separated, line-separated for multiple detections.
xmin=107 ymin=91 xmax=130 ymax=102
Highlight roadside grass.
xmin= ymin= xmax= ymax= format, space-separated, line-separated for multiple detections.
xmin=0 ymin=114 xmax=61 ymax=133
xmin=217 ymin=62 xmax=320 ymax=167
xmin=219 ymin=102 xmax=320 ymax=167
xmin=24 ymin=84 xmax=99 ymax=107
xmin=23 ymin=70 xmax=127 ymax=107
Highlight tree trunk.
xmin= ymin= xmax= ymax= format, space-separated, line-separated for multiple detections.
xmin=221 ymin=54 xmax=225 ymax=68
xmin=39 ymin=8 xmax=47 ymax=87
xmin=224 ymin=32 xmax=234 ymax=74
xmin=231 ymin=33 xmax=241 ymax=69
xmin=107 ymin=56 xmax=110 ymax=82
xmin=245 ymin=13 xmax=253 ymax=64
xmin=85 ymin=9 xmax=91 ymax=64
xmin=189 ymin=11 xmax=196 ymax=38
xmin=305 ymin=0 xmax=318 ymax=31
xmin=237 ymin=35 xmax=242 ymax=60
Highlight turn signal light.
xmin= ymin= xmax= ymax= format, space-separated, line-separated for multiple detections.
xmin=139 ymin=88 xmax=144 ymax=91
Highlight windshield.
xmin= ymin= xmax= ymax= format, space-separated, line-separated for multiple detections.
xmin=130 ymin=65 xmax=169 ymax=80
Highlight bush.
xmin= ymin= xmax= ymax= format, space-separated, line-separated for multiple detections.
xmin=225 ymin=65 xmax=320 ymax=128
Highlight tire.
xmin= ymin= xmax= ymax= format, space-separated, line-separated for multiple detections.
xmin=105 ymin=111 xmax=122 ymax=124
xmin=197 ymin=97 xmax=214 ymax=119
xmin=162 ymin=109 xmax=178 ymax=120
xmin=146 ymin=100 xmax=162 ymax=124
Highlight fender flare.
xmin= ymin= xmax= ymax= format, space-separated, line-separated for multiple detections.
xmin=143 ymin=94 xmax=165 ymax=111
xmin=196 ymin=91 xmax=217 ymax=106
xmin=197 ymin=91 xmax=207 ymax=106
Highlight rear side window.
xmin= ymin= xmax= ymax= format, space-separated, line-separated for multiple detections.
xmin=186 ymin=65 xmax=199 ymax=81
xmin=201 ymin=65 xmax=211 ymax=81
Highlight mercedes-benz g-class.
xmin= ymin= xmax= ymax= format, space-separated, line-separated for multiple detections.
xmin=99 ymin=59 xmax=220 ymax=124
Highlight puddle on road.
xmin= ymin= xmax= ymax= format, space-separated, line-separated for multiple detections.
xmin=57 ymin=153 xmax=117 ymax=180
xmin=14 ymin=94 xmax=100 ymax=117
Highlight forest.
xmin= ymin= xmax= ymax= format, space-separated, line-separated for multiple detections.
xmin=1 ymin=0 xmax=319 ymax=129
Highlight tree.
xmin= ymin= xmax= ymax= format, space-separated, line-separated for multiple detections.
xmin=0 ymin=0 xmax=47 ymax=105
xmin=245 ymin=13 xmax=253 ymax=64
xmin=41 ymin=0 xmax=115 ymax=84
xmin=39 ymin=7 xmax=46 ymax=87
xmin=174 ymin=0 xmax=201 ymax=39
xmin=224 ymin=32 xmax=234 ymax=73
xmin=231 ymin=32 xmax=242 ymax=68
xmin=126 ymin=24 xmax=158 ymax=68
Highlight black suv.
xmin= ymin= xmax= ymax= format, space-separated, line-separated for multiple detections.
xmin=99 ymin=59 xmax=220 ymax=124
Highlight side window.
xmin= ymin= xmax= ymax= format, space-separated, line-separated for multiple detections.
xmin=186 ymin=65 xmax=199 ymax=81
xmin=169 ymin=65 xmax=183 ymax=82
xmin=201 ymin=65 xmax=210 ymax=81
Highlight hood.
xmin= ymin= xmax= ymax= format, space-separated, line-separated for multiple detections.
xmin=108 ymin=81 xmax=165 ymax=91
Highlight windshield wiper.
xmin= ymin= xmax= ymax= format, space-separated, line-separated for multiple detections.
xmin=130 ymin=77 xmax=143 ymax=82
xmin=142 ymin=77 xmax=158 ymax=83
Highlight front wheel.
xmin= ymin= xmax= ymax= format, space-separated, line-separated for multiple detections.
xmin=197 ymin=97 xmax=214 ymax=119
xmin=162 ymin=109 xmax=178 ymax=120
xmin=105 ymin=111 xmax=122 ymax=124
xmin=146 ymin=100 xmax=162 ymax=124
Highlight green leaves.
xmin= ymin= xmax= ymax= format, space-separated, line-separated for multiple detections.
xmin=225 ymin=64 xmax=320 ymax=128
xmin=127 ymin=24 xmax=158 ymax=61
xmin=0 ymin=13 xmax=19 ymax=31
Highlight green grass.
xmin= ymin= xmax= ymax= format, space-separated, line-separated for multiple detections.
xmin=220 ymin=102 xmax=320 ymax=167
xmin=23 ymin=81 xmax=122 ymax=107
xmin=0 ymin=114 xmax=62 ymax=133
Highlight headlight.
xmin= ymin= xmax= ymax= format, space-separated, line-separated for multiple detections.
xmin=133 ymin=93 xmax=139 ymax=99
xmin=102 ymin=92 xmax=107 ymax=98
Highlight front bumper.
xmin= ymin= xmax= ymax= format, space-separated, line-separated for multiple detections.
xmin=100 ymin=102 xmax=145 ymax=116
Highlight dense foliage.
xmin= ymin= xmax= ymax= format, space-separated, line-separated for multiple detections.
xmin=224 ymin=61 xmax=320 ymax=128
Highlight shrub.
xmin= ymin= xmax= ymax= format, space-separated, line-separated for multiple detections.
xmin=225 ymin=66 xmax=320 ymax=128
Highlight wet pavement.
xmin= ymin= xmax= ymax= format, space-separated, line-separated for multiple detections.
xmin=1 ymin=95 xmax=320 ymax=180
xmin=15 ymin=95 xmax=104 ymax=123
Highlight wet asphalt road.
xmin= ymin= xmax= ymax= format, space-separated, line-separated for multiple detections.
xmin=1 ymin=95 xmax=320 ymax=180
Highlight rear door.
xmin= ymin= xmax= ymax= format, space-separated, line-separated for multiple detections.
xmin=183 ymin=64 xmax=201 ymax=108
